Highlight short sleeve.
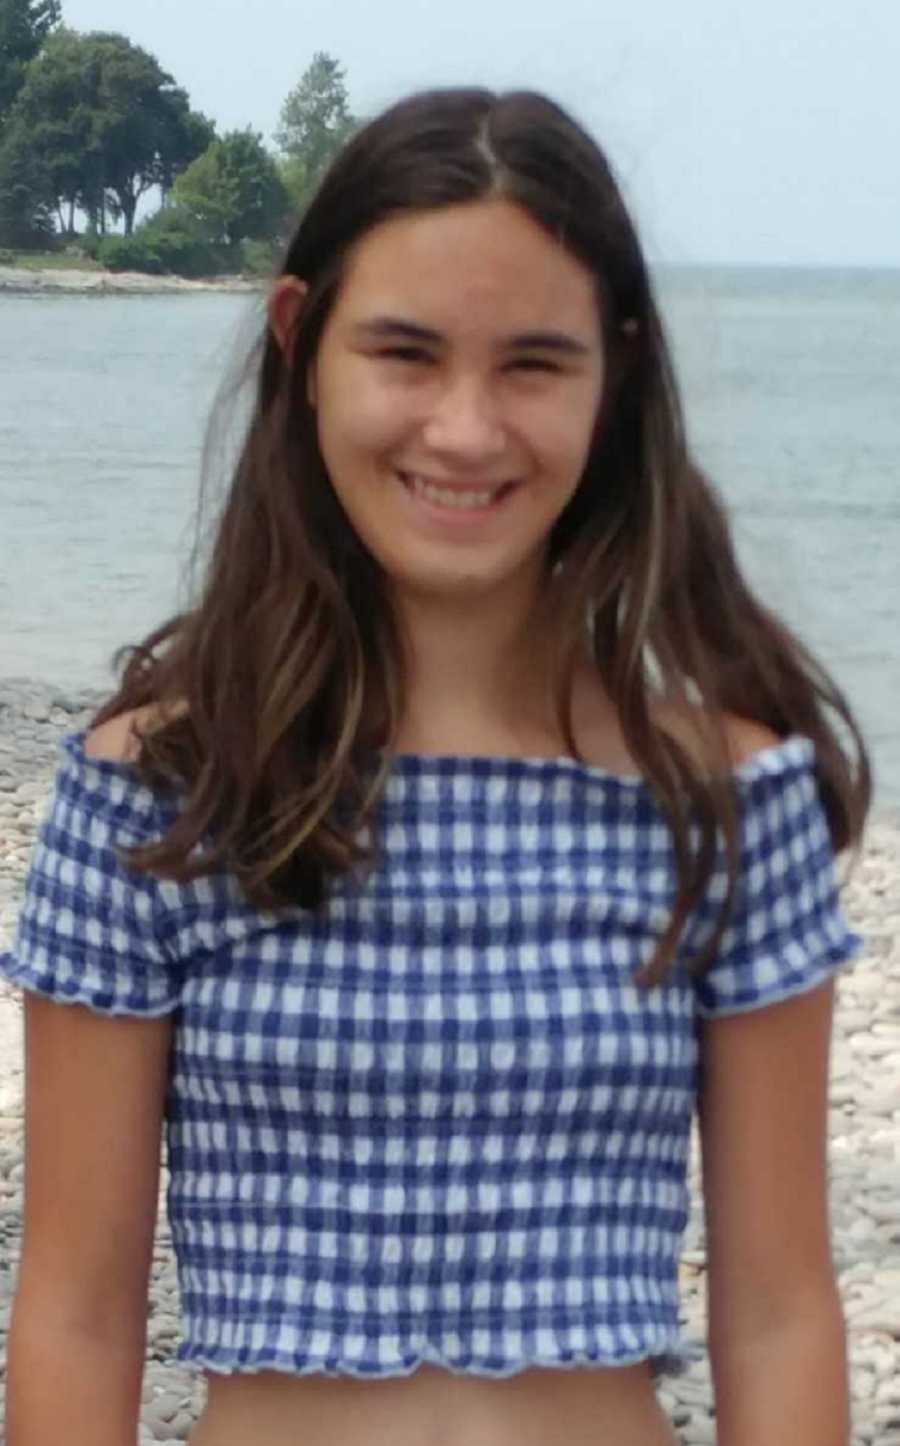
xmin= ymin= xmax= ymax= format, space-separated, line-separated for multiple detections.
xmin=694 ymin=737 xmax=863 ymax=1019
xmin=0 ymin=729 xmax=183 ymax=1016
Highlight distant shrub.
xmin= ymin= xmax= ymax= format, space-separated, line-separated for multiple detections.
xmin=147 ymin=208 xmax=225 ymax=278
xmin=96 ymin=209 xmax=231 ymax=278
xmin=240 ymin=237 xmax=279 ymax=277
xmin=98 ymin=234 xmax=165 ymax=274
xmin=0 ymin=214 xmax=55 ymax=250
xmin=0 ymin=247 xmax=15 ymax=265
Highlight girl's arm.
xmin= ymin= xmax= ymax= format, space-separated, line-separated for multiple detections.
xmin=697 ymin=977 xmax=849 ymax=1446
xmin=6 ymin=993 xmax=173 ymax=1446
xmin=5 ymin=711 xmax=176 ymax=1446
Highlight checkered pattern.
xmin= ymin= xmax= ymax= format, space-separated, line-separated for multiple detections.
xmin=1 ymin=729 xmax=861 ymax=1381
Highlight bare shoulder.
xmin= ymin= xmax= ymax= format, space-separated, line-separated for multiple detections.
xmin=84 ymin=708 xmax=152 ymax=764
xmin=655 ymin=700 xmax=781 ymax=773
xmin=84 ymin=700 xmax=188 ymax=763
xmin=719 ymin=713 xmax=781 ymax=767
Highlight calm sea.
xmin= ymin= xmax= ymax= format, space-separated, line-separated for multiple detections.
xmin=1 ymin=268 xmax=898 ymax=806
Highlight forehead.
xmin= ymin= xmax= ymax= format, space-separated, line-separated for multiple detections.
xmin=332 ymin=198 xmax=601 ymax=340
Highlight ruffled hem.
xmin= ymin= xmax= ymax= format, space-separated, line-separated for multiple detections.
xmin=175 ymin=1334 xmax=688 ymax=1381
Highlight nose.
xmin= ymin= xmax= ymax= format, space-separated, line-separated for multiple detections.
xmin=420 ymin=375 xmax=506 ymax=464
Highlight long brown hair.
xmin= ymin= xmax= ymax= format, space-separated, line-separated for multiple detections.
xmin=91 ymin=87 xmax=870 ymax=986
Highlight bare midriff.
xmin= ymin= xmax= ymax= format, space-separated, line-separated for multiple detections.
xmin=188 ymin=1360 xmax=679 ymax=1446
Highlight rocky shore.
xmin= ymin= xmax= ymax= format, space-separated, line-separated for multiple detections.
xmin=0 ymin=676 xmax=898 ymax=1445
xmin=0 ymin=264 xmax=261 ymax=296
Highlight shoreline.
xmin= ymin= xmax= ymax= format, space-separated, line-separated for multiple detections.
xmin=0 ymin=264 xmax=263 ymax=296
xmin=1 ymin=675 xmax=899 ymax=1445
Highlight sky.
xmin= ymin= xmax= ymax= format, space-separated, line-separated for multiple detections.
xmin=62 ymin=0 xmax=899 ymax=268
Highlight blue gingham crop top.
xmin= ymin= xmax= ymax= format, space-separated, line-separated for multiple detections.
xmin=1 ymin=729 xmax=861 ymax=1381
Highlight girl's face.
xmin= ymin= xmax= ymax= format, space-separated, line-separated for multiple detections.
xmin=304 ymin=197 xmax=606 ymax=609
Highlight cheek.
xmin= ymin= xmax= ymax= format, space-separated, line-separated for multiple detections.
xmin=317 ymin=377 xmax=412 ymax=472
xmin=522 ymin=395 xmax=601 ymax=473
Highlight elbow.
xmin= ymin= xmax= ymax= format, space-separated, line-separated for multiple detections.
xmin=9 ymin=1274 xmax=149 ymax=1354
xmin=6 ymin=1314 xmax=146 ymax=1446
xmin=710 ymin=1280 xmax=846 ymax=1351
xmin=708 ymin=1285 xmax=849 ymax=1390
xmin=708 ymin=1295 xmax=850 ymax=1446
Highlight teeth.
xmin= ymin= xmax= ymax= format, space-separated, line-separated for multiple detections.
xmin=402 ymin=472 xmax=504 ymax=510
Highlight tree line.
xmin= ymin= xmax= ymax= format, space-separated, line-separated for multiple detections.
xmin=0 ymin=0 xmax=357 ymax=275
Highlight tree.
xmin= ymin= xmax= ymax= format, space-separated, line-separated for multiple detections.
xmin=0 ymin=113 xmax=55 ymax=245
xmin=2 ymin=28 xmax=214 ymax=238
xmin=277 ymin=151 xmax=310 ymax=218
xmin=0 ymin=0 xmax=60 ymax=125
xmin=274 ymin=52 xmax=357 ymax=211
xmin=85 ymin=33 xmax=215 ymax=234
xmin=1 ymin=28 xmax=92 ymax=236
xmin=171 ymin=129 xmax=289 ymax=248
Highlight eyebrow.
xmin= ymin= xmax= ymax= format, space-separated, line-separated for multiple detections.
xmin=350 ymin=316 xmax=593 ymax=356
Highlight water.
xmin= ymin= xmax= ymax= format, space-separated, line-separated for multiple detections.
xmin=1 ymin=271 xmax=898 ymax=806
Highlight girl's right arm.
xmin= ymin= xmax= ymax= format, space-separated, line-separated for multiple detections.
xmin=7 ymin=995 xmax=173 ymax=1446
xmin=6 ymin=710 xmax=177 ymax=1446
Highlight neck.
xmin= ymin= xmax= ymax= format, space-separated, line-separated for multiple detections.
xmin=390 ymin=574 xmax=582 ymax=755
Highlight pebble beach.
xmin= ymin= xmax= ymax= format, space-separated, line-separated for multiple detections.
xmin=0 ymin=678 xmax=898 ymax=1445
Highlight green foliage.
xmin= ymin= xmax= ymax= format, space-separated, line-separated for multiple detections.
xmin=274 ymin=51 xmax=357 ymax=210
xmin=0 ymin=0 xmax=61 ymax=122
xmin=0 ymin=0 xmax=61 ymax=243
xmin=79 ymin=227 xmax=101 ymax=259
xmin=170 ymin=144 xmax=232 ymax=243
xmin=144 ymin=204 xmax=226 ymax=276
xmin=2 ymin=25 xmax=357 ymax=258
xmin=80 ymin=33 xmax=216 ymax=233
xmin=1 ymin=28 xmax=214 ymax=241
xmin=172 ymin=129 xmax=289 ymax=248
xmin=0 ymin=245 xmax=15 ymax=262
xmin=97 ymin=204 xmax=227 ymax=277
xmin=276 ymin=153 xmax=308 ymax=216
xmin=1 ymin=29 xmax=89 ymax=233
xmin=240 ymin=235 xmax=280 ymax=277
xmin=98 ymin=232 xmax=165 ymax=274
xmin=0 ymin=113 xmax=55 ymax=245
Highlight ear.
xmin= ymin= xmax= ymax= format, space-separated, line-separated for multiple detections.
xmin=267 ymin=275 xmax=309 ymax=356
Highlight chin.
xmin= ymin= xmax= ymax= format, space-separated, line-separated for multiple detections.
xmin=399 ymin=568 xmax=535 ymax=607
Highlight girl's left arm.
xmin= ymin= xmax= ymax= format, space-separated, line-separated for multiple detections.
xmin=697 ymin=977 xmax=850 ymax=1446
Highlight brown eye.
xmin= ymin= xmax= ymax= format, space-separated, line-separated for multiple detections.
xmin=379 ymin=347 xmax=432 ymax=363
xmin=510 ymin=358 xmax=561 ymax=373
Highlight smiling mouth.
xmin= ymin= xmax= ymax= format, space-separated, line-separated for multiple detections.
xmin=396 ymin=470 xmax=518 ymax=510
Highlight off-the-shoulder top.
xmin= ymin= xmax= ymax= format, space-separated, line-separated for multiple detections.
xmin=0 ymin=730 xmax=861 ymax=1381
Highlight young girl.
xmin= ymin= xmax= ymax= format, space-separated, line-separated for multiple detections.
xmin=2 ymin=88 xmax=869 ymax=1446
